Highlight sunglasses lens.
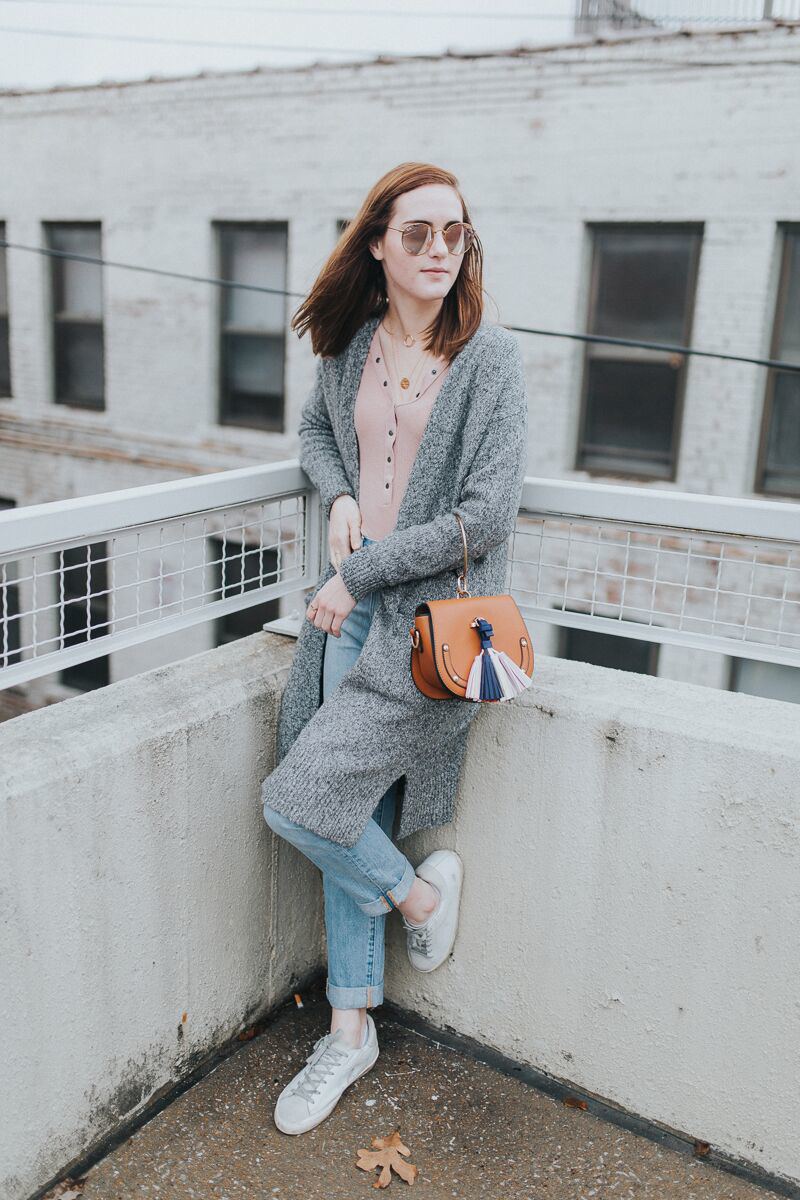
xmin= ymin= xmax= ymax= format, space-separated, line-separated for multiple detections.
xmin=401 ymin=223 xmax=430 ymax=254
xmin=445 ymin=223 xmax=471 ymax=254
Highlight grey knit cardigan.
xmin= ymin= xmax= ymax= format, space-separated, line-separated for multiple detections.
xmin=260 ymin=312 xmax=528 ymax=848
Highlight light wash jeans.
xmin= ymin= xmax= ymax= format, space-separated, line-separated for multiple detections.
xmin=262 ymin=535 xmax=418 ymax=1010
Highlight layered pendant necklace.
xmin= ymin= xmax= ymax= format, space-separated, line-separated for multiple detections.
xmin=378 ymin=320 xmax=430 ymax=403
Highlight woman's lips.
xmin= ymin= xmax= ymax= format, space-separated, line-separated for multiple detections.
xmin=422 ymin=269 xmax=447 ymax=274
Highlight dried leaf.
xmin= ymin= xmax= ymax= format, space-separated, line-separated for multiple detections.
xmin=356 ymin=1129 xmax=419 ymax=1187
xmin=563 ymin=1095 xmax=588 ymax=1110
xmin=41 ymin=1181 xmax=85 ymax=1199
xmin=694 ymin=1139 xmax=711 ymax=1157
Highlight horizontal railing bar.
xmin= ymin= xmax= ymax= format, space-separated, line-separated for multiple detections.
xmin=0 ymin=461 xmax=309 ymax=559
xmin=518 ymin=604 xmax=800 ymax=667
xmin=519 ymin=478 xmax=800 ymax=543
xmin=0 ymin=573 xmax=309 ymax=689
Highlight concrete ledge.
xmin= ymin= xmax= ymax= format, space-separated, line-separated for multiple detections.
xmin=2 ymin=634 xmax=799 ymax=1196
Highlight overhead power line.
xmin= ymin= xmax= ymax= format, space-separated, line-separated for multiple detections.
xmin=2 ymin=237 xmax=798 ymax=374
xmin=0 ymin=23 xmax=388 ymax=54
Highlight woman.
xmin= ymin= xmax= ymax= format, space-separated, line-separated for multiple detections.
xmin=261 ymin=162 xmax=528 ymax=1136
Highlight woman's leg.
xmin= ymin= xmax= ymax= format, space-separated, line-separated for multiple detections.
xmin=322 ymin=779 xmax=398 ymax=1017
xmin=262 ymin=568 xmax=411 ymax=1042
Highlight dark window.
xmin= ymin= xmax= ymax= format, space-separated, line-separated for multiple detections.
xmin=216 ymin=223 xmax=287 ymax=431
xmin=559 ymin=611 xmax=659 ymax=675
xmin=576 ymin=224 xmax=702 ymax=479
xmin=0 ymin=224 xmax=10 ymax=398
xmin=58 ymin=542 xmax=110 ymax=690
xmin=0 ymin=497 xmax=22 ymax=667
xmin=756 ymin=226 xmax=800 ymax=499
xmin=210 ymin=535 xmax=280 ymax=646
xmin=729 ymin=657 xmax=800 ymax=706
xmin=45 ymin=222 xmax=105 ymax=410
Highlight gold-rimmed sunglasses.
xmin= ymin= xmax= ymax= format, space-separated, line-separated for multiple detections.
xmin=386 ymin=220 xmax=476 ymax=257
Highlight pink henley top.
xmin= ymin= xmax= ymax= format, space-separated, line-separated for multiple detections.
xmin=354 ymin=324 xmax=451 ymax=541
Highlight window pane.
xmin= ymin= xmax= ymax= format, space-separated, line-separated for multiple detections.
xmin=58 ymin=542 xmax=110 ymax=690
xmin=221 ymin=331 xmax=283 ymax=428
xmin=0 ymin=316 xmax=9 ymax=397
xmin=731 ymin=658 xmax=800 ymax=706
xmin=582 ymin=358 xmax=677 ymax=473
xmin=211 ymin=536 xmax=279 ymax=644
xmin=562 ymin=625 xmax=656 ymax=674
xmin=777 ymin=232 xmax=800 ymax=362
xmin=220 ymin=225 xmax=286 ymax=333
xmin=592 ymin=228 xmax=699 ymax=344
xmin=761 ymin=230 xmax=800 ymax=496
xmin=0 ymin=498 xmax=22 ymax=667
xmin=48 ymin=225 xmax=103 ymax=318
xmin=0 ymin=228 xmax=7 ymax=313
xmin=55 ymin=322 xmax=104 ymax=409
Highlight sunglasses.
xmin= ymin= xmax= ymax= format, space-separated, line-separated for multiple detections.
xmin=386 ymin=220 xmax=476 ymax=257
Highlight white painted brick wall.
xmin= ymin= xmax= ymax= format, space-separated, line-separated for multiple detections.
xmin=1 ymin=23 xmax=798 ymax=703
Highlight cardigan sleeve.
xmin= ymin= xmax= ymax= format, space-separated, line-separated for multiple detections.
xmin=297 ymin=358 xmax=355 ymax=522
xmin=337 ymin=339 xmax=528 ymax=603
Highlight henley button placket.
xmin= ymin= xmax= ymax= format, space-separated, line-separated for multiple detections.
xmin=373 ymin=343 xmax=448 ymax=508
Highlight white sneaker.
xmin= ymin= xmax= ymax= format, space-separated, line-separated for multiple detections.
xmin=273 ymin=1013 xmax=379 ymax=1135
xmin=401 ymin=849 xmax=464 ymax=973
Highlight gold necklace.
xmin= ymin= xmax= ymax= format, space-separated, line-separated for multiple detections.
xmin=379 ymin=321 xmax=428 ymax=393
xmin=382 ymin=317 xmax=427 ymax=349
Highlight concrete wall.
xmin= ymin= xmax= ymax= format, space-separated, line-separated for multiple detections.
xmin=1 ymin=22 xmax=799 ymax=701
xmin=0 ymin=631 xmax=325 ymax=1200
xmin=1 ymin=629 xmax=798 ymax=1197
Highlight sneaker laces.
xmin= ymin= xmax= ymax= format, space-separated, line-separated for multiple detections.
xmin=406 ymin=921 xmax=433 ymax=956
xmin=290 ymin=1032 xmax=350 ymax=1101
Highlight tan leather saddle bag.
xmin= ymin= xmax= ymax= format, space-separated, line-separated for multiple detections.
xmin=409 ymin=513 xmax=534 ymax=702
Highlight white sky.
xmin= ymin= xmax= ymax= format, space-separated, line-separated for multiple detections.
xmin=0 ymin=0 xmax=577 ymax=92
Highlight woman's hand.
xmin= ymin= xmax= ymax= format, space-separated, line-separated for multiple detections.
xmin=306 ymin=572 xmax=357 ymax=637
xmin=306 ymin=494 xmax=364 ymax=636
xmin=328 ymin=493 xmax=363 ymax=571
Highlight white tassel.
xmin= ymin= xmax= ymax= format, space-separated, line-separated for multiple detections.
xmin=486 ymin=646 xmax=532 ymax=697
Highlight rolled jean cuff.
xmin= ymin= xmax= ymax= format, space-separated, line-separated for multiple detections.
xmin=358 ymin=857 xmax=417 ymax=915
xmin=326 ymin=979 xmax=384 ymax=1010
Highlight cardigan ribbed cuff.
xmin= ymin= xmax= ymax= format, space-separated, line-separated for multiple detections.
xmin=337 ymin=544 xmax=383 ymax=603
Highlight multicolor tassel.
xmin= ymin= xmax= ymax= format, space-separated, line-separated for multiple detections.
xmin=465 ymin=617 xmax=532 ymax=702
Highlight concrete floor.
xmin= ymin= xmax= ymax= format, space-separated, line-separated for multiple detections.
xmin=66 ymin=980 xmax=778 ymax=1200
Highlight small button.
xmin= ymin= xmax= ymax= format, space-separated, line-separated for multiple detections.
xmin=388 ymin=428 xmax=394 ymax=436
xmin=376 ymin=356 xmax=380 ymax=362
xmin=385 ymin=482 xmax=390 ymax=489
xmin=432 ymin=368 xmax=437 ymax=374
xmin=383 ymin=380 xmax=387 ymax=386
xmin=416 ymin=392 xmax=420 ymax=397
xmin=386 ymin=455 xmax=391 ymax=462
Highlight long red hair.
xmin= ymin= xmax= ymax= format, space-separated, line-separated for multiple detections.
xmin=291 ymin=162 xmax=487 ymax=361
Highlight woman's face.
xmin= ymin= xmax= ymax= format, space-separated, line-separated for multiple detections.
xmin=370 ymin=184 xmax=467 ymax=305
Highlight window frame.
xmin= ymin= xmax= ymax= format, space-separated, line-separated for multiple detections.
xmin=44 ymin=220 xmax=106 ymax=412
xmin=214 ymin=220 xmax=288 ymax=433
xmin=754 ymin=223 xmax=800 ymax=500
xmin=575 ymin=221 xmax=703 ymax=482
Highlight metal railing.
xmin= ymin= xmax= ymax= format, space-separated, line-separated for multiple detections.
xmin=1 ymin=465 xmax=798 ymax=690
xmin=512 ymin=478 xmax=799 ymax=665
xmin=0 ymin=461 xmax=321 ymax=690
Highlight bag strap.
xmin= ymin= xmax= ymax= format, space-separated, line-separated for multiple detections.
xmin=454 ymin=512 xmax=470 ymax=598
